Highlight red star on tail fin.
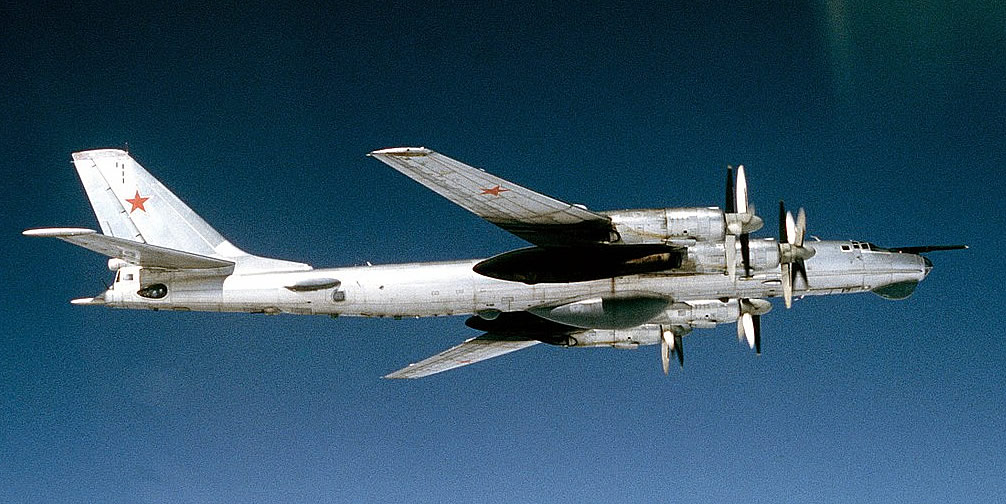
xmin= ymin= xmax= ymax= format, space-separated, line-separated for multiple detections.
xmin=125 ymin=190 xmax=149 ymax=213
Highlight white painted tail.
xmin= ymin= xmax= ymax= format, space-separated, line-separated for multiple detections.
xmin=71 ymin=149 xmax=309 ymax=272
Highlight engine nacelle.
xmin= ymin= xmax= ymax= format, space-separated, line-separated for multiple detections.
xmin=562 ymin=325 xmax=662 ymax=348
xmin=603 ymin=207 xmax=726 ymax=244
xmin=664 ymin=299 xmax=771 ymax=329
xmin=684 ymin=238 xmax=780 ymax=273
xmin=530 ymin=295 xmax=670 ymax=329
xmin=665 ymin=299 xmax=740 ymax=328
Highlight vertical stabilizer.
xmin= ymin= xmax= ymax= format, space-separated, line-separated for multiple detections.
xmin=69 ymin=149 xmax=310 ymax=272
xmin=72 ymin=149 xmax=236 ymax=257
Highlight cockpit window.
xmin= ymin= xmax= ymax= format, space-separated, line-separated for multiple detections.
xmin=841 ymin=244 xmax=851 ymax=251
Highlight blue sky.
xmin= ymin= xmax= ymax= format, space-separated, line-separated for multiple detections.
xmin=2 ymin=1 xmax=1004 ymax=502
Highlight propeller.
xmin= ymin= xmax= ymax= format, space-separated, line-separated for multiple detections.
xmin=736 ymin=298 xmax=771 ymax=354
xmin=736 ymin=312 xmax=759 ymax=352
xmin=724 ymin=165 xmax=763 ymax=280
xmin=660 ymin=325 xmax=686 ymax=374
xmin=778 ymin=201 xmax=815 ymax=308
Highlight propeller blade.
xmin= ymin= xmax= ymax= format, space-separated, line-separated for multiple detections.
xmin=740 ymin=233 xmax=751 ymax=277
xmin=778 ymin=200 xmax=787 ymax=243
xmin=785 ymin=211 xmax=796 ymax=246
xmin=753 ymin=314 xmax=761 ymax=355
xmin=725 ymin=234 xmax=737 ymax=280
xmin=661 ymin=327 xmax=675 ymax=374
xmin=781 ymin=262 xmax=793 ymax=308
xmin=795 ymin=208 xmax=806 ymax=246
xmin=736 ymin=165 xmax=748 ymax=214
xmin=661 ymin=337 xmax=670 ymax=375
xmin=674 ymin=332 xmax=684 ymax=368
xmin=740 ymin=309 xmax=748 ymax=342
xmin=742 ymin=312 xmax=755 ymax=349
xmin=725 ymin=166 xmax=735 ymax=214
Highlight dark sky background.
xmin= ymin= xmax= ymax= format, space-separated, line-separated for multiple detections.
xmin=3 ymin=1 xmax=1004 ymax=502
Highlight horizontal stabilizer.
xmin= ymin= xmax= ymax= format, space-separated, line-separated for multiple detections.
xmin=23 ymin=228 xmax=234 ymax=271
xmin=385 ymin=333 xmax=540 ymax=379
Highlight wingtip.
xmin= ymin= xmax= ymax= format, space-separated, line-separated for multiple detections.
xmin=23 ymin=227 xmax=97 ymax=237
xmin=368 ymin=146 xmax=430 ymax=157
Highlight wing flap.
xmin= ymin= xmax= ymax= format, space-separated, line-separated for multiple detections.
xmin=385 ymin=333 xmax=540 ymax=379
xmin=369 ymin=147 xmax=614 ymax=246
xmin=23 ymin=228 xmax=234 ymax=271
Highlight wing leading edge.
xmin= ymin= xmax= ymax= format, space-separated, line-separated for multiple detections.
xmin=368 ymin=147 xmax=615 ymax=247
xmin=385 ymin=333 xmax=540 ymax=379
xmin=23 ymin=228 xmax=234 ymax=271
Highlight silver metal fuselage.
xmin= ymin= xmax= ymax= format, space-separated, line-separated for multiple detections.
xmin=101 ymin=240 xmax=930 ymax=318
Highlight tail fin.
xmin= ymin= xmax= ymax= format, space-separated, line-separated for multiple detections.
xmin=73 ymin=148 xmax=237 ymax=257
xmin=71 ymin=149 xmax=309 ymax=272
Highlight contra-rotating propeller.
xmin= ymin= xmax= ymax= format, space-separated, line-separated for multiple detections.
xmin=736 ymin=298 xmax=771 ymax=354
xmin=724 ymin=166 xmax=763 ymax=280
xmin=660 ymin=325 xmax=688 ymax=374
xmin=778 ymin=201 xmax=816 ymax=308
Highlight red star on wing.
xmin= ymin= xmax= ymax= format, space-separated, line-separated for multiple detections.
xmin=125 ymin=190 xmax=150 ymax=213
xmin=480 ymin=185 xmax=509 ymax=196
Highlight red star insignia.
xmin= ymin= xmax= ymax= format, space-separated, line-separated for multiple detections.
xmin=480 ymin=185 xmax=509 ymax=196
xmin=125 ymin=190 xmax=150 ymax=213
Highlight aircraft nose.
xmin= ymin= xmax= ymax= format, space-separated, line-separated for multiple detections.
xmin=922 ymin=255 xmax=933 ymax=278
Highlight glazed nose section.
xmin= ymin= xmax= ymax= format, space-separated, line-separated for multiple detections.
xmin=922 ymin=255 xmax=933 ymax=278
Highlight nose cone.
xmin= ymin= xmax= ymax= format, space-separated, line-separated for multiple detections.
xmin=922 ymin=255 xmax=933 ymax=278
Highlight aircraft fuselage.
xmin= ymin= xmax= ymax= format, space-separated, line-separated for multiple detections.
xmin=99 ymin=241 xmax=930 ymax=321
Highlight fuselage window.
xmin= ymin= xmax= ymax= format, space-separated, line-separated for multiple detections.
xmin=332 ymin=290 xmax=346 ymax=302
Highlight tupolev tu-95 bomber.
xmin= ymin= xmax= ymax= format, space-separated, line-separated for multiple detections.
xmin=25 ymin=147 xmax=966 ymax=378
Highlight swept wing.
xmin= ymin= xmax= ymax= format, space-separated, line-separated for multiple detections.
xmin=368 ymin=147 xmax=615 ymax=247
xmin=385 ymin=333 xmax=540 ymax=379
